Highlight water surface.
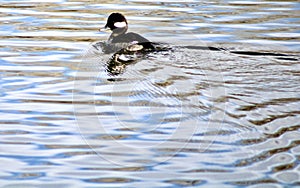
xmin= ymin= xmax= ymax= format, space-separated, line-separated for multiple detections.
xmin=0 ymin=0 xmax=299 ymax=187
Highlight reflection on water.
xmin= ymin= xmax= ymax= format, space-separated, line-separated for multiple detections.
xmin=0 ymin=0 xmax=300 ymax=187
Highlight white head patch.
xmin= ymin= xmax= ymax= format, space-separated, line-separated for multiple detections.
xmin=114 ymin=21 xmax=127 ymax=28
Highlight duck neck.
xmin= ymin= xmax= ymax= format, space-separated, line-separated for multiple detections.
xmin=108 ymin=26 xmax=128 ymax=42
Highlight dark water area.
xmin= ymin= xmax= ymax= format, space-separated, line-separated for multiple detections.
xmin=0 ymin=0 xmax=299 ymax=187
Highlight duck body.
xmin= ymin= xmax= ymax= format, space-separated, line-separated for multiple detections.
xmin=110 ymin=32 xmax=149 ymax=43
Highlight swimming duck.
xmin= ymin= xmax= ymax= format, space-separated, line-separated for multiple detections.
xmin=95 ymin=12 xmax=154 ymax=54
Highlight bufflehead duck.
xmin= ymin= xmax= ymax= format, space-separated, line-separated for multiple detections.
xmin=95 ymin=12 xmax=154 ymax=54
xmin=93 ymin=13 xmax=171 ymax=75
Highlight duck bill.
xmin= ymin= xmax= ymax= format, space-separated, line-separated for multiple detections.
xmin=99 ymin=26 xmax=110 ymax=32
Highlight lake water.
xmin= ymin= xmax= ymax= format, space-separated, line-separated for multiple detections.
xmin=0 ymin=0 xmax=299 ymax=187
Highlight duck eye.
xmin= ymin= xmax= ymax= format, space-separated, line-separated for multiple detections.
xmin=114 ymin=22 xmax=127 ymax=28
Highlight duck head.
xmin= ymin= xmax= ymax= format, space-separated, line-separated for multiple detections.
xmin=100 ymin=13 xmax=128 ymax=36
